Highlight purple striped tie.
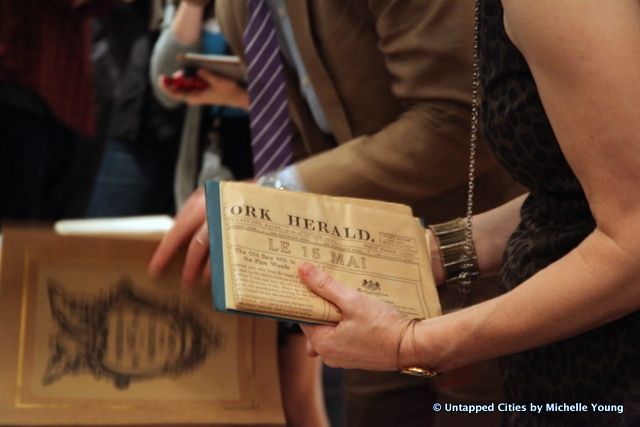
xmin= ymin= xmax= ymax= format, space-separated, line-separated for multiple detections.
xmin=243 ymin=0 xmax=293 ymax=177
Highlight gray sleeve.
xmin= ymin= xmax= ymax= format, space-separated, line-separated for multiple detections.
xmin=149 ymin=26 xmax=202 ymax=109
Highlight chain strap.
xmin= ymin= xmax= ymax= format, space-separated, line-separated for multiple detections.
xmin=456 ymin=0 xmax=481 ymax=307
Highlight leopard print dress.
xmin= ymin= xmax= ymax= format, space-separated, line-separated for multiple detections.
xmin=480 ymin=1 xmax=640 ymax=425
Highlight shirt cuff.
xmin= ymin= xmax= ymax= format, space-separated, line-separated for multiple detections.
xmin=275 ymin=165 xmax=306 ymax=192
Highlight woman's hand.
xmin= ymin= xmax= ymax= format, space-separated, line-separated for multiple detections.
xmin=157 ymin=69 xmax=249 ymax=110
xmin=298 ymin=263 xmax=411 ymax=371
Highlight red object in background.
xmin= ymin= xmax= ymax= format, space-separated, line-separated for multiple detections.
xmin=0 ymin=1 xmax=106 ymax=138
xmin=162 ymin=75 xmax=209 ymax=92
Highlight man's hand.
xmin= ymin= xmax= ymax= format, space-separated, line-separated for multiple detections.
xmin=148 ymin=187 xmax=210 ymax=287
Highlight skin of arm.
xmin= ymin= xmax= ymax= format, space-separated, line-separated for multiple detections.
xmin=171 ymin=2 xmax=205 ymax=45
xmin=301 ymin=0 xmax=640 ymax=373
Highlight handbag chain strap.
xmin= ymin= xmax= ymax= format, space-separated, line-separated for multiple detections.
xmin=456 ymin=0 xmax=481 ymax=307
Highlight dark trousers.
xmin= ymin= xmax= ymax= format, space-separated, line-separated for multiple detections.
xmin=0 ymin=105 xmax=92 ymax=221
xmin=86 ymin=137 xmax=178 ymax=217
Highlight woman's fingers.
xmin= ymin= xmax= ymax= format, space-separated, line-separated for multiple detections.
xmin=298 ymin=263 xmax=410 ymax=370
xmin=196 ymin=68 xmax=225 ymax=85
xmin=298 ymin=263 xmax=361 ymax=311
xmin=304 ymin=337 xmax=319 ymax=357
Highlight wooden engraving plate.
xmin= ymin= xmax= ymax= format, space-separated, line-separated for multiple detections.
xmin=0 ymin=227 xmax=284 ymax=426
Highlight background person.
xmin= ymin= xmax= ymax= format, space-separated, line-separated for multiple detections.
xmin=0 ymin=0 xmax=114 ymax=221
xmin=150 ymin=0 xmax=254 ymax=209
xmin=87 ymin=0 xmax=184 ymax=218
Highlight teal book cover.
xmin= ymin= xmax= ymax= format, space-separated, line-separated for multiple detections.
xmin=204 ymin=180 xmax=228 ymax=313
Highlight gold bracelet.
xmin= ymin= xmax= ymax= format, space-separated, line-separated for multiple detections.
xmin=395 ymin=319 xmax=415 ymax=370
xmin=396 ymin=318 xmax=438 ymax=377
xmin=401 ymin=366 xmax=438 ymax=377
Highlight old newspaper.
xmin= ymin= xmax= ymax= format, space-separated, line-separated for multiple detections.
xmin=206 ymin=181 xmax=441 ymax=324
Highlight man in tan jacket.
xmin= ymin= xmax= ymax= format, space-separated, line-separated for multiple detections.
xmin=150 ymin=0 xmax=522 ymax=425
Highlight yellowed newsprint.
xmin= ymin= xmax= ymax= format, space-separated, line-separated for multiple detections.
xmin=206 ymin=181 xmax=441 ymax=324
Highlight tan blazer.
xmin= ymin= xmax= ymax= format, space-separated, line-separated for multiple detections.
xmin=216 ymin=0 xmax=523 ymax=221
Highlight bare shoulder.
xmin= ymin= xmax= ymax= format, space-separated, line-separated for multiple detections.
xmin=502 ymin=0 xmax=640 ymax=63
xmin=499 ymin=0 xmax=640 ymax=231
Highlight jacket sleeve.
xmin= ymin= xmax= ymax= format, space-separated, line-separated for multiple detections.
xmin=149 ymin=14 xmax=201 ymax=109
xmin=294 ymin=0 xmax=499 ymax=205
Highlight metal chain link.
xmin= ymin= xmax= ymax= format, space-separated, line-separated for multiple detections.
xmin=456 ymin=0 xmax=481 ymax=307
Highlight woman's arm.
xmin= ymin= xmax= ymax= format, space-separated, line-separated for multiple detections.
xmin=302 ymin=0 xmax=640 ymax=373
xmin=408 ymin=0 xmax=640 ymax=372
xmin=171 ymin=1 xmax=206 ymax=44
xmin=150 ymin=2 xmax=249 ymax=111
xmin=149 ymin=2 xmax=204 ymax=108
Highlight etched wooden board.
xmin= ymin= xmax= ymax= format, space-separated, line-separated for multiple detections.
xmin=0 ymin=227 xmax=284 ymax=426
